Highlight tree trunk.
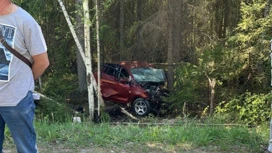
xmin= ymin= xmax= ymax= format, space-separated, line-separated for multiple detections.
xmin=95 ymin=0 xmax=105 ymax=118
xmin=167 ymin=0 xmax=175 ymax=90
xmin=83 ymin=0 xmax=95 ymax=120
xmin=75 ymin=0 xmax=87 ymax=91
xmin=136 ymin=0 xmax=142 ymax=56
xmin=172 ymin=0 xmax=182 ymax=62
xmin=209 ymin=78 xmax=216 ymax=115
xmin=119 ymin=0 xmax=125 ymax=60
xmin=264 ymin=0 xmax=271 ymax=17
xmin=167 ymin=0 xmax=182 ymax=90
xmin=222 ymin=0 xmax=229 ymax=38
xmin=205 ymin=72 xmax=216 ymax=116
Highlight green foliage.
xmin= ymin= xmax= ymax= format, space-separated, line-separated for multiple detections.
xmin=43 ymin=73 xmax=77 ymax=98
xmin=169 ymin=0 xmax=272 ymax=119
xmin=167 ymin=62 xmax=208 ymax=116
xmin=225 ymin=0 xmax=272 ymax=93
xmin=11 ymin=0 xmax=272 ymax=123
xmin=35 ymin=97 xmax=73 ymax=123
xmin=169 ymin=45 xmax=232 ymax=116
xmin=214 ymin=92 xmax=272 ymax=126
xmin=14 ymin=0 xmax=44 ymax=17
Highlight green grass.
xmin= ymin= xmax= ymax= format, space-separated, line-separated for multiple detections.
xmin=3 ymin=119 xmax=270 ymax=153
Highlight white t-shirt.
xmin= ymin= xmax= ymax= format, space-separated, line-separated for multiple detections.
xmin=0 ymin=7 xmax=47 ymax=106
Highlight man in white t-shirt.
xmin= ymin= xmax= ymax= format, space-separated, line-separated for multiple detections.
xmin=0 ymin=0 xmax=49 ymax=152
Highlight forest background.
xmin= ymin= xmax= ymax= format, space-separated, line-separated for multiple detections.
xmin=12 ymin=0 xmax=272 ymax=126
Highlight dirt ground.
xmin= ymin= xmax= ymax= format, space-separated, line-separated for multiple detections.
xmin=3 ymin=143 xmax=253 ymax=153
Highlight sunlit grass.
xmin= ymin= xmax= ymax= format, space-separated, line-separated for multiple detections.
xmin=3 ymin=119 xmax=269 ymax=153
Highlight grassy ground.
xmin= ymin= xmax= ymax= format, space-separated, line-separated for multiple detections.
xmin=2 ymin=118 xmax=270 ymax=153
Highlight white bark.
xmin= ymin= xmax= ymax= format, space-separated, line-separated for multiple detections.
xmin=83 ymin=0 xmax=95 ymax=120
xmin=58 ymin=0 xmax=99 ymax=120
xmin=95 ymin=0 xmax=105 ymax=118
xmin=57 ymin=0 xmax=85 ymax=63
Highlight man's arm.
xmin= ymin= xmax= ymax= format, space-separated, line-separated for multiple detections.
xmin=31 ymin=52 xmax=49 ymax=80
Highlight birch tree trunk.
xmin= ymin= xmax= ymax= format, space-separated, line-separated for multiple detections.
xmin=83 ymin=0 xmax=95 ymax=120
xmin=58 ymin=0 xmax=101 ymax=120
xmin=95 ymin=0 xmax=104 ymax=118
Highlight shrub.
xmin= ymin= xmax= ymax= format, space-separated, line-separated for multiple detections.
xmin=214 ymin=92 xmax=272 ymax=126
xmin=167 ymin=62 xmax=208 ymax=117
xmin=42 ymin=73 xmax=78 ymax=98
xmin=35 ymin=96 xmax=73 ymax=123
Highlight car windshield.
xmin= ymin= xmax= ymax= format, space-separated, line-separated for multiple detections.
xmin=131 ymin=67 xmax=165 ymax=83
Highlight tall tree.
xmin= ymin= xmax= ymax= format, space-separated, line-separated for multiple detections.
xmin=119 ymin=0 xmax=125 ymax=60
xmin=167 ymin=0 xmax=182 ymax=90
xmin=75 ymin=0 xmax=87 ymax=91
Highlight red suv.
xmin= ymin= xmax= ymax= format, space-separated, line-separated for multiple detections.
xmin=95 ymin=61 xmax=169 ymax=116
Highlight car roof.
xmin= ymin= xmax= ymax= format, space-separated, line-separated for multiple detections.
xmin=105 ymin=61 xmax=154 ymax=69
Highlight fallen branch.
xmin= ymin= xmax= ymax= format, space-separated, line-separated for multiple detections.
xmin=120 ymin=107 xmax=139 ymax=121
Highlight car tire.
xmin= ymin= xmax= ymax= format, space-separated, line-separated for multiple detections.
xmin=132 ymin=98 xmax=151 ymax=116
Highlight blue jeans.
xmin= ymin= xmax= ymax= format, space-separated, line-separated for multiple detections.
xmin=268 ymin=102 xmax=272 ymax=152
xmin=0 ymin=91 xmax=38 ymax=153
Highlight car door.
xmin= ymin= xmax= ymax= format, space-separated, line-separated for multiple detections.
xmin=111 ymin=66 xmax=131 ymax=104
xmin=100 ymin=64 xmax=130 ymax=104
xmin=100 ymin=64 xmax=118 ymax=100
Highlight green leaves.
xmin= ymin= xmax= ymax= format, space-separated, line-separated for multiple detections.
xmin=215 ymin=92 xmax=272 ymax=125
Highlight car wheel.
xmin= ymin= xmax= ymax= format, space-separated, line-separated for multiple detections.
xmin=132 ymin=98 xmax=151 ymax=116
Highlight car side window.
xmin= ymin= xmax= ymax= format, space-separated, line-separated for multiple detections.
xmin=118 ymin=68 xmax=129 ymax=79
xmin=104 ymin=65 xmax=116 ymax=77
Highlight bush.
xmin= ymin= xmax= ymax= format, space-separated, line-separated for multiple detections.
xmin=42 ymin=73 xmax=78 ymax=98
xmin=167 ymin=62 xmax=208 ymax=117
xmin=214 ymin=92 xmax=272 ymax=126
xmin=35 ymin=96 xmax=73 ymax=123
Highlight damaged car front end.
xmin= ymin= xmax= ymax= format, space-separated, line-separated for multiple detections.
xmin=95 ymin=61 xmax=170 ymax=117
xmin=130 ymin=67 xmax=170 ymax=115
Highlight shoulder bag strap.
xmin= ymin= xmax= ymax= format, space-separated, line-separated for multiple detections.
xmin=0 ymin=32 xmax=32 ymax=68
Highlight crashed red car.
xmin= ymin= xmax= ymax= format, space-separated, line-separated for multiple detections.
xmin=94 ymin=61 xmax=169 ymax=116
